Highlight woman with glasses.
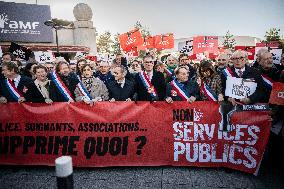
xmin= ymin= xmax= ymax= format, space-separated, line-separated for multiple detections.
xmin=74 ymin=64 xmax=109 ymax=105
xmin=197 ymin=60 xmax=224 ymax=102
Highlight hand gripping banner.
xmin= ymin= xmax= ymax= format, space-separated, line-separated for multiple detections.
xmin=0 ymin=102 xmax=270 ymax=175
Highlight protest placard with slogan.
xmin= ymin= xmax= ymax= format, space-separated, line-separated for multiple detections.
xmin=34 ymin=51 xmax=55 ymax=63
xmin=0 ymin=102 xmax=270 ymax=175
xmin=225 ymin=77 xmax=257 ymax=99
xmin=193 ymin=36 xmax=218 ymax=55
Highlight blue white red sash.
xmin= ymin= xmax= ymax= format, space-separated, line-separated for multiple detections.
xmin=222 ymin=67 xmax=234 ymax=78
xmin=50 ymin=71 xmax=74 ymax=101
xmin=261 ymin=74 xmax=273 ymax=89
xmin=76 ymin=75 xmax=92 ymax=101
xmin=4 ymin=79 xmax=24 ymax=101
xmin=77 ymin=82 xmax=92 ymax=101
xmin=138 ymin=71 xmax=157 ymax=98
xmin=200 ymin=82 xmax=218 ymax=101
xmin=170 ymin=79 xmax=189 ymax=101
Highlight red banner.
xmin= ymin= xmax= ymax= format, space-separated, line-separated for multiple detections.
xmin=193 ymin=36 xmax=218 ymax=54
xmin=154 ymin=34 xmax=174 ymax=50
xmin=0 ymin=102 xmax=270 ymax=175
xmin=269 ymin=82 xmax=284 ymax=105
xmin=118 ymin=29 xmax=143 ymax=52
xmin=235 ymin=46 xmax=255 ymax=60
xmin=137 ymin=36 xmax=155 ymax=51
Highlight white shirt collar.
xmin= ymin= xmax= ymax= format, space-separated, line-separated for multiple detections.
xmin=13 ymin=75 xmax=21 ymax=88
xmin=235 ymin=67 xmax=245 ymax=73
xmin=117 ymin=78 xmax=126 ymax=88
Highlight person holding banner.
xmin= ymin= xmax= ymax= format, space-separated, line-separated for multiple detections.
xmin=197 ymin=60 xmax=224 ymax=102
xmin=49 ymin=61 xmax=80 ymax=103
xmin=108 ymin=65 xmax=135 ymax=102
xmin=74 ymin=64 xmax=109 ymax=104
xmin=0 ymin=61 xmax=43 ymax=103
xmin=33 ymin=65 xmax=53 ymax=104
xmin=165 ymin=66 xmax=199 ymax=103
xmin=135 ymin=55 xmax=166 ymax=101
xmin=256 ymin=51 xmax=281 ymax=102
xmin=222 ymin=50 xmax=266 ymax=105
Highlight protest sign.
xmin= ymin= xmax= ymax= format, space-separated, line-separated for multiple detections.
xmin=193 ymin=36 xmax=218 ymax=54
xmin=154 ymin=33 xmax=174 ymax=50
xmin=225 ymin=77 xmax=257 ymax=99
xmin=235 ymin=46 xmax=255 ymax=60
xmin=178 ymin=39 xmax=193 ymax=55
xmin=0 ymin=102 xmax=270 ymax=175
xmin=34 ymin=51 xmax=55 ymax=63
xmin=9 ymin=42 xmax=32 ymax=61
xmin=119 ymin=29 xmax=143 ymax=52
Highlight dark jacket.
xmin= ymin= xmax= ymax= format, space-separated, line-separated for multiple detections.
xmin=255 ymin=65 xmax=281 ymax=102
xmin=49 ymin=73 xmax=79 ymax=102
xmin=166 ymin=79 xmax=200 ymax=101
xmin=135 ymin=71 xmax=166 ymax=101
xmin=107 ymin=79 xmax=136 ymax=101
xmin=221 ymin=65 xmax=266 ymax=104
xmin=94 ymin=71 xmax=114 ymax=85
xmin=0 ymin=75 xmax=44 ymax=102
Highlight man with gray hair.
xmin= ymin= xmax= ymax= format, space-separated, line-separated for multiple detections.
xmin=107 ymin=65 xmax=136 ymax=101
xmin=221 ymin=50 xmax=266 ymax=105
xmin=94 ymin=61 xmax=114 ymax=85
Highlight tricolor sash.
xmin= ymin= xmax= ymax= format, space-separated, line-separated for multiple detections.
xmin=138 ymin=71 xmax=157 ymax=98
xmin=222 ymin=67 xmax=234 ymax=78
xmin=261 ymin=74 xmax=273 ymax=89
xmin=77 ymin=82 xmax=92 ymax=101
xmin=200 ymin=82 xmax=218 ymax=101
xmin=76 ymin=75 xmax=92 ymax=101
xmin=4 ymin=79 xmax=24 ymax=101
xmin=164 ymin=65 xmax=173 ymax=77
xmin=170 ymin=79 xmax=189 ymax=101
xmin=50 ymin=71 xmax=74 ymax=102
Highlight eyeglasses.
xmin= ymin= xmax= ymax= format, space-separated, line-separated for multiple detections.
xmin=132 ymin=64 xmax=139 ymax=67
xmin=144 ymin=61 xmax=153 ymax=64
xmin=217 ymin=59 xmax=227 ymax=61
xmin=231 ymin=57 xmax=245 ymax=61
xmin=180 ymin=59 xmax=188 ymax=62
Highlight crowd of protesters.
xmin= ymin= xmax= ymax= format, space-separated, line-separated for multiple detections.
xmin=0 ymin=48 xmax=284 ymax=167
xmin=0 ymin=49 xmax=283 ymax=104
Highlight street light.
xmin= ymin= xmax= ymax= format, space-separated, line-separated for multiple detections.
xmin=44 ymin=20 xmax=64 ymax=55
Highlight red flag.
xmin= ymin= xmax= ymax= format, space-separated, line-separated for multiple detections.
xmin=193 ymin=36 xmax=218 ymax=54
xmin=137 ymin=36 xmax=155 ymax=51
xmin=235 ymin=46 xmax=255 ymax=60
xmin=119 ymin=29 xmax=143 ymax=52
xmin=154 ymin=33 xmax=174 ymax=50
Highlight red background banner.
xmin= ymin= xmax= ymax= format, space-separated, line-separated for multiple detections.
xmin=0 ymin=102 xmax=270 ymax=174
xmin=269 ymin=82 xmax=284 ymax=105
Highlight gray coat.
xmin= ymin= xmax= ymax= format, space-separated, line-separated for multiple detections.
xmin=74 ymin=77 xmax=109 ymax=101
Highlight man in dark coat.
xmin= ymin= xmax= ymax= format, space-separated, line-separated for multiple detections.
xmin=221 ymin=50 xmax=266 ymax=105
xmin=49 ymin=61 xmax=79 ymax=102
xmin=107 ymin=65 xmax=135 ymax=101
xmin=135 ymin=55 xmax=166 ymax=101
xmin=0 ymin=61 xmax=43 ymax=103
xmin=254 ymin=51 xmax=281 ymax=102
xmin=165 ymin=66 xmax=200 ymax=103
